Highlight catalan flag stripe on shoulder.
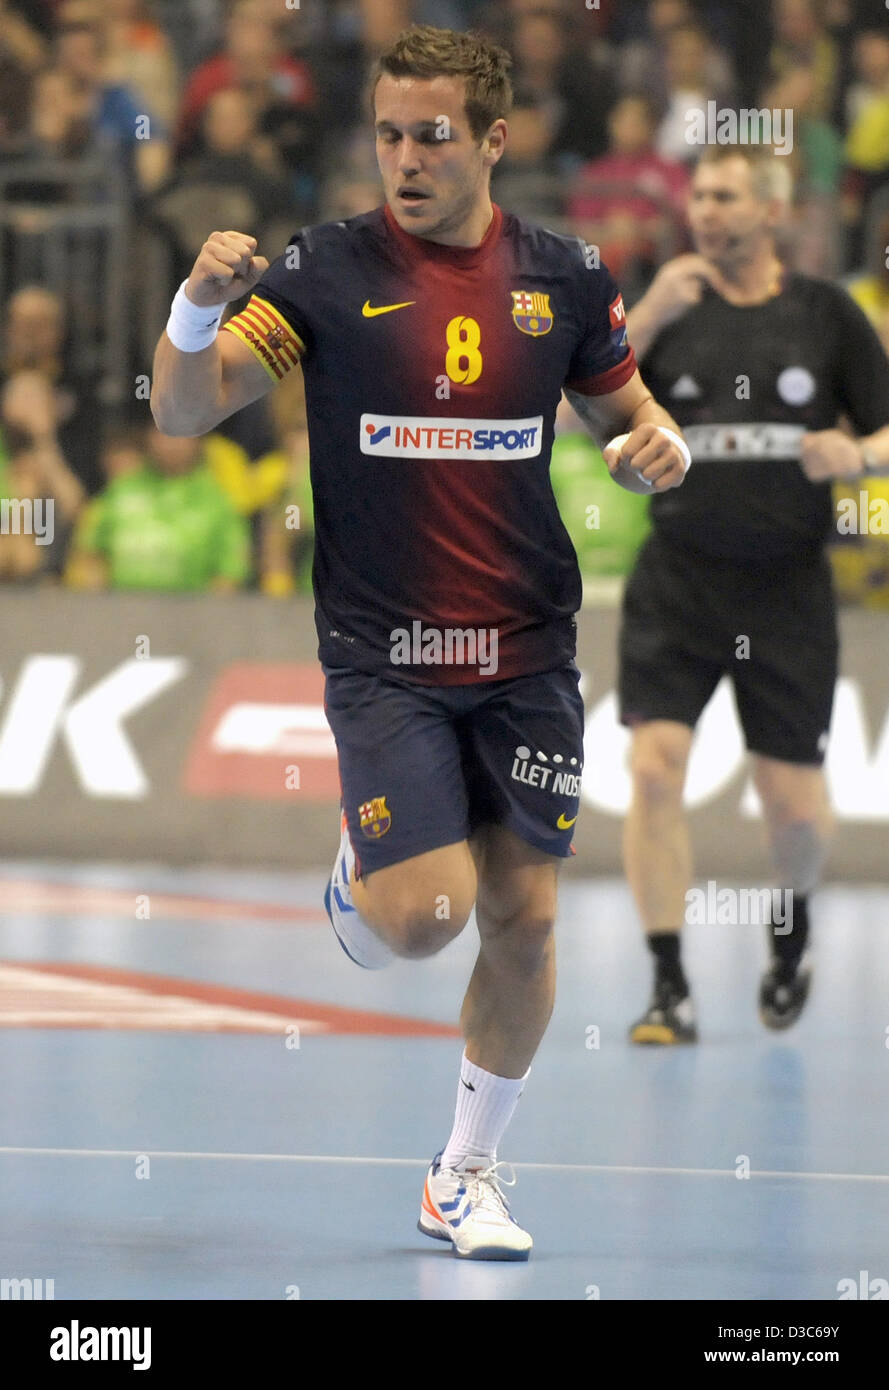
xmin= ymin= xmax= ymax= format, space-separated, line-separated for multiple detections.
xmin=222 ymin=296 xmax=305 ymax=380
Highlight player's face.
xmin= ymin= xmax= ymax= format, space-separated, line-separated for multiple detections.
xmin=374 ymin=74 xmax=505 ymax=244
xmin=688 ymin=158 xmax=774 ymax=268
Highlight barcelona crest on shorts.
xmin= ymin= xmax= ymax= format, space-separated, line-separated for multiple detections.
xmin=359 ymin=796 xmax=391 ymax=839
xmin=510 ymin=290 xmax=554 ymax=337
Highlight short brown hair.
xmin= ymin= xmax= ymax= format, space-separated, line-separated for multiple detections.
xmin=371 ymin=25 xmax=513 ymax=142
xmin=696 ymin=145 xmax=793 ymax=204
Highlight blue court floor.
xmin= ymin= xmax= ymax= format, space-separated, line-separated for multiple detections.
xmin=0 ymin=860 xmax=887 ymax=1301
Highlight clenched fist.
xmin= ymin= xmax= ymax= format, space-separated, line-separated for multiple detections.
xmin=185 ymin=231 xmax=270 ymax=308
xmin=603 ymin=422 xmax=688 ymax=493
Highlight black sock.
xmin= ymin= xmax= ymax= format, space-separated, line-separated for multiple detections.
xmin=647 ymin=932 xmax=688 ymax=995
xmin=771 ymin=893 xmax=809 ymax=970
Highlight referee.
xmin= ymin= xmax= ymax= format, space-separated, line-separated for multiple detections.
xmin=620 ymin=144 xmax=889 ymax=1043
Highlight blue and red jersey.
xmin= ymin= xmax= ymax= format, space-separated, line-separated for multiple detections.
xmin=224 ymin=202 xmax=635 ymax=682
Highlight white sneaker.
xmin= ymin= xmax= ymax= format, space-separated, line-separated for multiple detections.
xmin=324 ymin=812 xmax=394 ymax=969
xmin=418 ymin=1153 xmax=533 ymax=1261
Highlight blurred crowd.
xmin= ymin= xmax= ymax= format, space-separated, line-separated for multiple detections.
xmin=1 ymin=0 xmax=888 ymax=603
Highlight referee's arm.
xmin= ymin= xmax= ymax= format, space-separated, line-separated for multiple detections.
xmin=801 ymin=287 xmax=889 ymax=482
xmin=800 ymin=424 xmax=889 ymax=481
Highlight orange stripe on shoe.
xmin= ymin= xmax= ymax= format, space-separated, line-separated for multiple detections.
xmin=422 ymin=1180 xmax=443 ymax=1222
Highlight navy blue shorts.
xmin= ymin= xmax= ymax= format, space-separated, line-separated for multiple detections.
xmin=322 ymin=662 xmax=586 ymax=875
xmin=619 ymin=534 xmax=838 ymax=765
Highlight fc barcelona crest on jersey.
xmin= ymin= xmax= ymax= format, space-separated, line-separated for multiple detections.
xmin=359 ymin=796 xmax=391 ymax=839
xmin=510 ymin=290 xmax=554 ymax=337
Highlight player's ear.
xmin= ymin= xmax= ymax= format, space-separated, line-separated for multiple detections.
xmin=482 ymin=119 xmax=507 ymax=167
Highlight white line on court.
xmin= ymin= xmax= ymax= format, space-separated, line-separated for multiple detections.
xmin=0 ymin=1146 xmax=887 ymax=1183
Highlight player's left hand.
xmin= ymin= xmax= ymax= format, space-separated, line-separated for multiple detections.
xmin=603 ymin=422 xmax=687 ymax=493
xmin=799 ymin=429 xmax=864 ymax=482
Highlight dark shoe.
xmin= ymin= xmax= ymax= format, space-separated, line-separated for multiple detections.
xmin=759 ymin=954 xmax=812 ymax=1031
xmin=629 ymin=980 xmax=697 ymax=1044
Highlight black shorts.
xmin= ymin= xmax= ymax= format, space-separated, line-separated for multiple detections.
xmin=619 ymin=534 xmax=838 ymax=765
xmin=323 ymin=662 xmax=586 ymax=875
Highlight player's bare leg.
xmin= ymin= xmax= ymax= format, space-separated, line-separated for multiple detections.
xmin=460 ymin=824 xmax=558 ymax=1079
xmin=623 ymin=719 xmax=696 ymax=1042
xmin=417 ymin=825 xmax=558 ymax=1260
xmin=325 ymin=816 xmax=477 ymax=969
xmin=351 ymin=841 xmax=477 ymax=957
xmin=328 ymin=823 xmax=552 ymax=1254
xmin=751 ymin=756 xmax=834 ymax=1029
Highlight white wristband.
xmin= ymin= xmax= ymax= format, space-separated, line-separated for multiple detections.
xmin=656 ymin=425 xmax=692 ymax=473
xmin=165 ymin=280 xmax=225 ymax=353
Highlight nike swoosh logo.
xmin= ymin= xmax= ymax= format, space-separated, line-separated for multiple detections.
xmin=460 ymin=1078 xmax=476 ymax=1091
xmin=362 ymin=299 xmax=416 ymax=317
xmin=557 ymin=813 xmax=578 ymax=830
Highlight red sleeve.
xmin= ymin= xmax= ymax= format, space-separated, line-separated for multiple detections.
xmin=565 ymin=345 xmax=638 ymax=396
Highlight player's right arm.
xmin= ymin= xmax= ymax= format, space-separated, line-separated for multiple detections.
xmin=625 ymin=254 xmax=722 ymax=362
xmin=151 ymin=231 xmax=275 ymax=437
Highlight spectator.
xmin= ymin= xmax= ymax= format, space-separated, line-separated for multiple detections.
xmin=292 ymin=0 xmax=367 ymax=134
xmin=66 ymin=424 xmax=251 ymax=592
xmin=509 ymin=6 xmax=615 ymax=163
xmin=1 ymin=286 xmax=103 ymax=496
xmin=758 ymin=66 xmax=843 ymax=275
xmin=148 ymin=87 xmax=298 ymax=285
xmin=619 ymin=0 xmax=735 ymax=110
xmin=54 ymin=14 xmax=171 ymax=192
xmin=0 ymin=370 xmax=84 ymax=582
xmin=843 ymin=28 xmax=889 ymax=173
xmin=567 ymin=95 xmax=689 ymax=280
xmin=846 ymin=204 xmax=889 ymax=350
xmin=832 ymin=201 xmax=889 ymax=610
xmin=0 ymin=0 xmax=47 ymax=145
xmin=491 ymin=103 xmax=567 ymax=223
xmin=842 ymin=28 xmax=889 ymax=267
xmin=102 ymin=0 xmax=181 ymax=130
xmin=11 ymin=66 xmax=94 ymax=167
xmin=192 ymin=87 xmax=297 ymax=212
xmin=845 ymin=27 xmax=889 ymax=129
xmin=656 ymin=22 xmax=726 ymax=165
xmin=769 ymin=0 xmax=839 ymax=122
xmin=176 ymin=0 xmax=319 ymax=200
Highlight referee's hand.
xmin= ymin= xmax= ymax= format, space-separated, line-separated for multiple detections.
xmin=644 ymin=254 xmax=723 ymax=326
xmin=800 ymin=429 xmax=865 ymax=482
xmin=185 ymin=231 xmax=270 ymax=308
xmin=603 ymin=422 xmax=687 ymax=492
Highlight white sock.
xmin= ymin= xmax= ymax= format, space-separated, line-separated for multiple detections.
xmin=440 ymin=1050 xmax=530 ymax=1171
